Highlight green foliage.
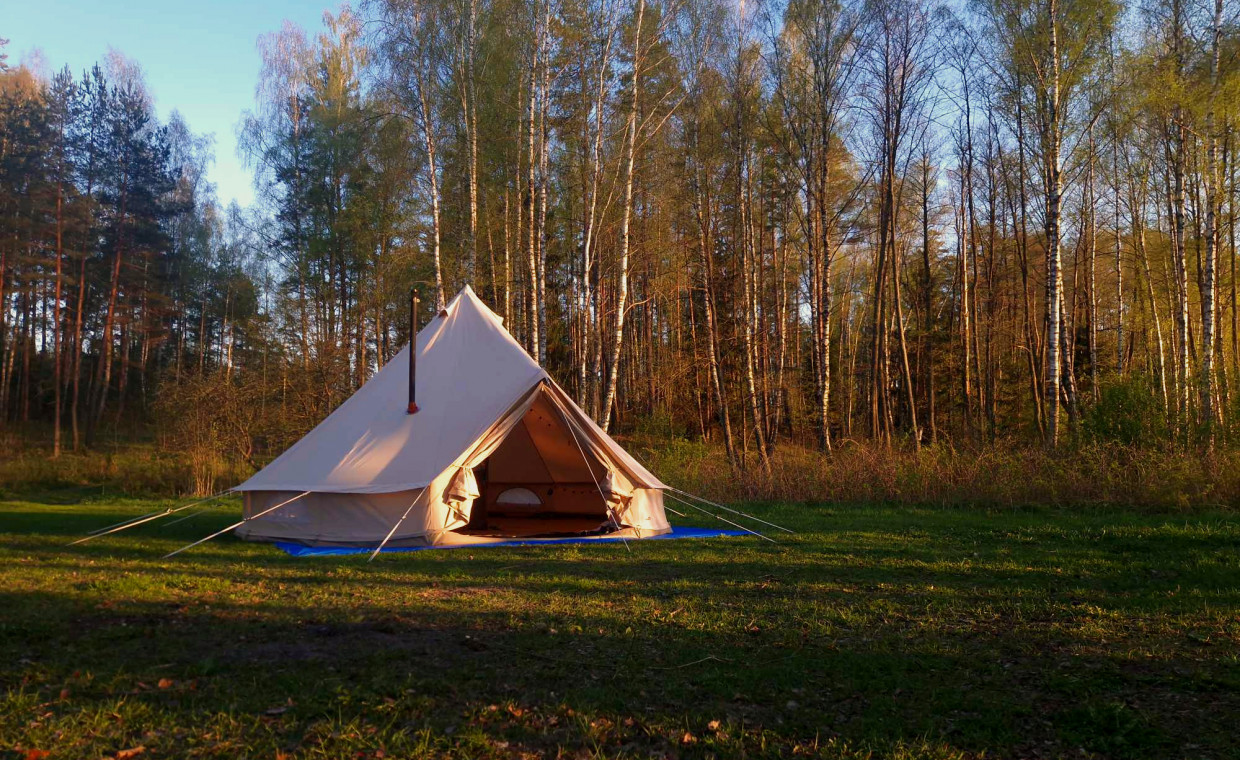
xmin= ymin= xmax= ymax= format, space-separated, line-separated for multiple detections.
xmin=1080 ymin=376 xmax=1170 ymax=446
xmin=154 ymin=373 xmax=259 ymax=496
xmin=0 ymin=447 xmax=194 ymax=498
xmin=152 ymin=368 xmax=337 ymax=495
xmin=2 ymin=496 xmax=1239 ymax=757
xmin=629 ymin=409 xmax=688 ymax=440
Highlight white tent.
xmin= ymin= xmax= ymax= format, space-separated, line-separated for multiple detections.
xmin=233 ymin=285 xmax=670 ymax=547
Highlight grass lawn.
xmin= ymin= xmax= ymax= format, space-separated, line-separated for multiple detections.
xmin=2 ymin=493 xmax=1239 ymax=759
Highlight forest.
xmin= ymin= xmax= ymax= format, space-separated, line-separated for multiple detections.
xmin=0 ymin=0 xmax=1238 ymax=499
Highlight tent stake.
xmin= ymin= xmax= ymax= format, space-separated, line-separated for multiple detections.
xmin=664 ymin=492 xmax=778 ymax=544
xmin=71 ymin=490 xmax=232 ymax=546
xmin=667 ymin=487 xmax=795 ymax=534
xmin=163 ymin=492 xmax=309 ymax=559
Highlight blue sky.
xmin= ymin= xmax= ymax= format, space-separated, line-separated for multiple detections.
xmin=5 ymin=0 xmax=335 ymax=207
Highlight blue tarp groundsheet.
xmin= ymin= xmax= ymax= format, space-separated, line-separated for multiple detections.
xmin=276 ymin=526 xmax=748 ymax=557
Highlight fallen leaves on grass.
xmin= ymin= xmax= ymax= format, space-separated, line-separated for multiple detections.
xmin=266 ymin=698 xmax=295 ymax=716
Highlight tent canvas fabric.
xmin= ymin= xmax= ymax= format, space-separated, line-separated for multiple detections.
xmin=233 ymin=286 xmax=670 ymax=547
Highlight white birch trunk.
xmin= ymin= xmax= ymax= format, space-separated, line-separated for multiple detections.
xmin=599 ymin=0 xmax=644 ymax=432
xmin=1200 ymin=0 xmax=1223 ymax=435
xmin=415 ymin=68 xmax=445 ymax=311
xmin=1044 ymin=0 xmax=1063 ymax=446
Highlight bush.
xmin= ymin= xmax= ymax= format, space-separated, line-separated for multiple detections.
xmin=1081 ymin=376 xmax=1169 ymax=446
xmin=153 ymin=372 xmax=278 ymax=495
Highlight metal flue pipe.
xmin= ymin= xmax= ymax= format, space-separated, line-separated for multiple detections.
xmin=408 ymin=288 xmax=420 ymax=414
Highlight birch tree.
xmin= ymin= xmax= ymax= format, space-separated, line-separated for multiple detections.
xmin=976 ymin=0 xmax=1119 ymax=445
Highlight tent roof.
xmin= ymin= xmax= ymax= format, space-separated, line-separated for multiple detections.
xmin=236 ymin=286 xmax=662 ymax=494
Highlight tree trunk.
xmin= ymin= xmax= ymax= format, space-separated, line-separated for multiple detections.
xmin=1044 ymin=0 xmax=1064 ymax=447
xmin=1199 ymin=0 xmax=1223 ymax=440
xmin=52 ymin=171 xmax=64 ymax=457
xmin=92 ymin=165 xmax=130 ymax=443
xmin=1087 ymin=128 xmax=1098 ymax=401
xmin=920 ymin=157 xmax=936 ymax=443
xmin=600 ymin=0 xmax=644 ymax=433
xmin=525 ymin=30 xmax=540 ymax=358
xmin=416 ymin=66 xmax=445 ymax=311
xmin=579 ymin=16 xmax=616 ymax=409
xmin=536 ymin=0 xmax=550 ymax=367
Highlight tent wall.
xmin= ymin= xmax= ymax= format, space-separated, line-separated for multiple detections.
xmin=237 ymin=484 xmax=668 ymax=545
xmin=236 ymin=489 xmax=437 ymax=546
xmin=622 ymin=488 xmax=669 ymax=535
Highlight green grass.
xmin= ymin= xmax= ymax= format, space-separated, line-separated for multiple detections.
xmin=2 ymin=493 xmax=1239 ymax=759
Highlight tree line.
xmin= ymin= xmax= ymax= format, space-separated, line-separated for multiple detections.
xmin=0 ymin=0 xmax=1237 ymax=476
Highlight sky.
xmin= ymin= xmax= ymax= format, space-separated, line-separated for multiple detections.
xmin=5 ymin=0 xmax=335 ymax=208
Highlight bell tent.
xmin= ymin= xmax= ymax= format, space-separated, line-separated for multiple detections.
xmin=231 ymin=285 xmax=670 ymax=548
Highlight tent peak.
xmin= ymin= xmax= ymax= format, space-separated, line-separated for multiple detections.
xmin=235 ymin=280 xmax=663 ymax=497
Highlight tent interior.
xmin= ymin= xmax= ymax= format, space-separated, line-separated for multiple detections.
xmin=456 ymin=390 xmax=616 ymax=538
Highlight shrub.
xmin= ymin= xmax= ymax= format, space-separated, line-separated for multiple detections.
xmin=1080 ymin=376 xmax=1169 ymax=446
xmin=154 ymin=372 xmax=267 ymax=495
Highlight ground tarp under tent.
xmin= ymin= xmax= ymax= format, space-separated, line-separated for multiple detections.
xmin=233 ymin=285 xmax=671 ymax=549
xmin=274 ymin=527 xmax=747 ymax=556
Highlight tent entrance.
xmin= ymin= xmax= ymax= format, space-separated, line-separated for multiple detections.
xmin=455 ymin=390 xmax=615 ymax=538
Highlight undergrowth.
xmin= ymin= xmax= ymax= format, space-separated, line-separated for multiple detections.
xmin=635 ymin=437 xmax=1240 ymax=511
xmin=3 ymin=432 xmax=1235 ymax=512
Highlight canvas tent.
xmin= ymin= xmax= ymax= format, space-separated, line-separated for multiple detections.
xmin=232 ymin=285 xmax=670 ymax=548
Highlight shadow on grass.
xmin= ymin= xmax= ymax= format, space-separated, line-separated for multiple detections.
xmin=15 ymin=507 xmax=1239 ymax=618
xmin=3 ymin=496 xmax=1240 ymax=758
xmin=3 ymin=586 xmax=1227 ymax=760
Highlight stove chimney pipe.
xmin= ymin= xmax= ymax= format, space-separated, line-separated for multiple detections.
xmin=407 ymin=288 xmax=420 ymax=414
